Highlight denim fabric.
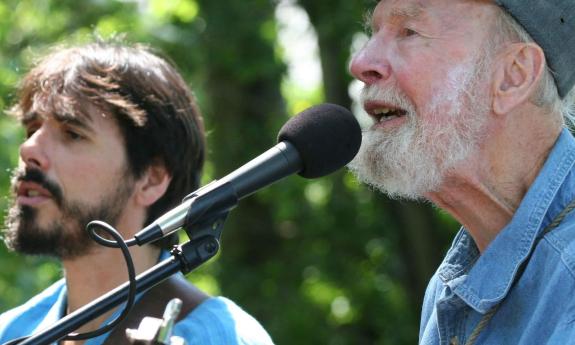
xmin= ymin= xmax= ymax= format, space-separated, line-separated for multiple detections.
xmin=420 ymin=129 xmax=575 ymax=344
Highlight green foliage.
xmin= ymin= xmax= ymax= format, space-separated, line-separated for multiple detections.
xmin=0 ymin=1 xmax=458 ymax=344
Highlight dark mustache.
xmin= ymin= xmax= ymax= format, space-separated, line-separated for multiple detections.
xmin=12 ymin=168 xmax=64 ymax=206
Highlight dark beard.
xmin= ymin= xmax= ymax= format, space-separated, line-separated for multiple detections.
xmin=3 ymin=168 xmax=134 ymax=260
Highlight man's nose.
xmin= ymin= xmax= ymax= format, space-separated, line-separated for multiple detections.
xmin=349 ymin=38 xmax=392 ymax=85
xmin=20 ymin=127 xmax=51 ymax=171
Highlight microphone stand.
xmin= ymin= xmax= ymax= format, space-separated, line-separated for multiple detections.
xmin=14 ymin=211 xmax=229 ymax=345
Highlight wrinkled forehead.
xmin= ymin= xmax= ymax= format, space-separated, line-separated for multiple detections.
xmin=374 ymin=0 xmax=426 ymax=15
xmin=370 ymin=0 xmax=489 ymax=24
xmin=368 ymin=0 xmax=498 ymax=43
xmin=367 ymin=0 xmax=432 ymax=30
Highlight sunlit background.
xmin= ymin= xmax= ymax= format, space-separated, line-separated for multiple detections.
xmin=0 ymin=1 xmax=458 ymax=344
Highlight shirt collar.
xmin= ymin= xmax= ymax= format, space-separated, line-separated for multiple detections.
xmin=437 ymin=128 xmax=575 ymax=313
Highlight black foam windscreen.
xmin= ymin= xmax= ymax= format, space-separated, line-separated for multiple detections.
xmin=277 ymin=103 xmax=362 ymax=178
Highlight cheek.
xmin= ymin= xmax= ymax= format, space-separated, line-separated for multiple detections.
xmin=396 ymin=45 xmax=468 ymax=86
xmin=56 ymin=155 xmax=126 ymax=200
xmin=393 ymin=60 xmax=445 ymax=113
xmin=417 ymin=63 xmax=475 ymax=116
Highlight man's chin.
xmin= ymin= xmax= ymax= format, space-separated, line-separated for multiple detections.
xmin=4 ymin=208 xmax=93 ymax=259
xmin=351 ymin=171 xmax=428 ymax=200
xmin=9 ymin=231 xmax=94 ymax=260
xmin=348 ymin=147 xmax=444 ymax=200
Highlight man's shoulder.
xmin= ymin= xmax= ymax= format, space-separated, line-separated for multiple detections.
xmin=174 ymin=296 xmax=274 ymax=345
xmin=0 ymin=279 xmax=65 ymax=340
xmin=0 ymin=278 xmax=65 ymax=320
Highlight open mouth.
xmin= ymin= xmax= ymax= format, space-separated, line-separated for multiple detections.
xmin=16 ymin=181 xmax=53 ymax=199
xmin=365 ymin=103 xmax=408 ymax=124
xmin=372 ymin=107 xmax=407 ymax=123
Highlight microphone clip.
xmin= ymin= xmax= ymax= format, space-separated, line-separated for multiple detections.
xmin=176 ymin=210 xmax=228 ymax=274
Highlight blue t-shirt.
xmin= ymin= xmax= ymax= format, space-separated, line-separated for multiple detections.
xmin=0 ymin=277 xmax=274 ymax=345
xmin=420 ymin=128 xmax=575 ymax=344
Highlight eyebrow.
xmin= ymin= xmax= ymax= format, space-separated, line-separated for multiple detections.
xmin=366 ymin=2 xmax=424 ymax=29
xmin=389 ymin=4 xmax=424 ymax=20
xmin=22 ymin=111 xmax=94 ymax=132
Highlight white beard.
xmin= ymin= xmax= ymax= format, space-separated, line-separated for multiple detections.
xmin=348 ymin=56 xmax=490 ymax=200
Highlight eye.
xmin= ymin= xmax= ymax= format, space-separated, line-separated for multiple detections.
xmin=25 ymin=128 xmax=37 ymax=139
xmin=24 ymin=124 xmax=40 ymax=139
xmin=402 ymin=27 xmax=418 ymax=37
xmin=64 ymin=128 xmax=85 ymax=141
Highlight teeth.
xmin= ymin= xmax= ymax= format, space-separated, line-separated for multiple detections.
xmin=27 ymin=190 xmax=41 ymax=197
xmin=374 ymin=108 xmax=391 ymax=115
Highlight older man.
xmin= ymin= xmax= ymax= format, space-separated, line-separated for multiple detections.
xmin=349 ymin=0 xmax=575 ymax=344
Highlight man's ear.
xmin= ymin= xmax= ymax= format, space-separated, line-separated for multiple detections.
xmin=134 ymin=160 xmax=172 ymax=207
xmin=492 ymin=42 xmax=545 ymax=115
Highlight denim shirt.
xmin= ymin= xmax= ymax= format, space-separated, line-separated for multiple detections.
xmin=420 ymin=129 xmax=575 ymax=345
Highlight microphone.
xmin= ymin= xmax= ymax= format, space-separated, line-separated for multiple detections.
xmin=133 ymin=103 xmax=362 ymax=245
